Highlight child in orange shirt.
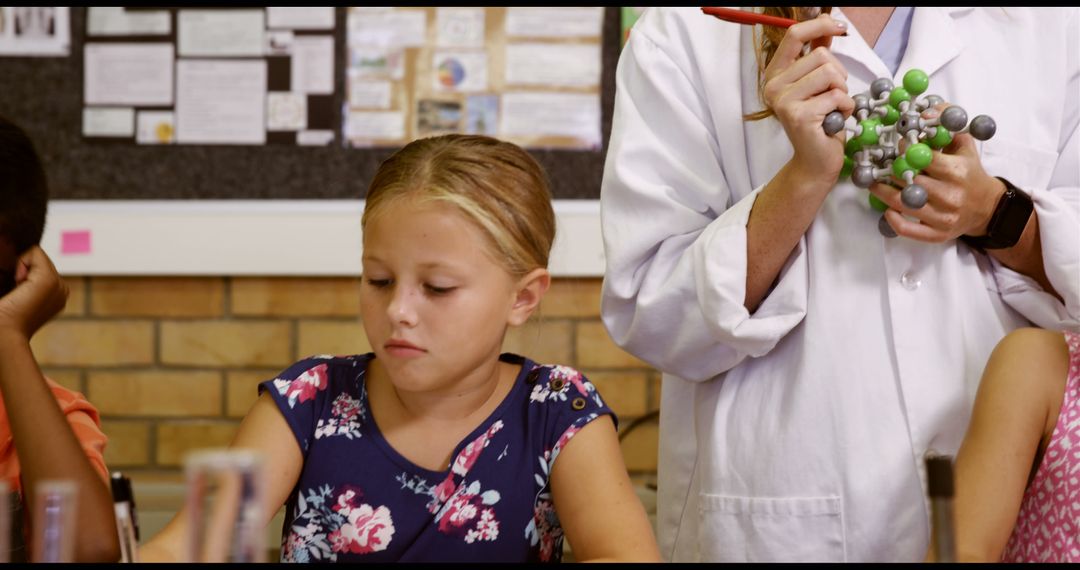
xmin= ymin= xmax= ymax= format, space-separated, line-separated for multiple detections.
xmin=0 ymin=115 xmax=119 ymax=562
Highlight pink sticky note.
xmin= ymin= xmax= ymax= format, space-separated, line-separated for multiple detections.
xmin=60 ymin=230 xmax=92 ymax=255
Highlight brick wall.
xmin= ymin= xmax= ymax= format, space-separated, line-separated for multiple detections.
xmin=34 ymin=276 xmax=661 ymax=521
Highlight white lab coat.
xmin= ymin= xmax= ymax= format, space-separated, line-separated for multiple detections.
xmin=600 ymin=7 xmax=1080 ymax=562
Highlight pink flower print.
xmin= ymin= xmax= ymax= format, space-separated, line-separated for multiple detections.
xmin=332 ymin=485 xmax=364 ymax=515
xmin=283 ymin=531 xmax=304 ymax=559
xmin=464 ymin=508 xmax=500 ymax=543
xmin=435 ymin=481 xmax=501 ymax=542
xmin=554 ymin=425 xmax=580 ymax=456
xmin=553 ymin=366 xmax=589 ymax=397
xmin=279 ymin=363 xmax=329 ymax=407
xmin=331 ymin=393 xmax=361 ymax=421
xmin=438 ymin=493 xmax=479 ymax=533
xmin=329 ymin=529 xmax=350 ymax=553
xmin=329 ymin=504 xmax=395 ymax=554
xmin=451 ymin=420 xmax=504 ymax=477
xmin=540 ymin=533 xmax=556 ymax=561
xmin=531 ymin=499 xmax=562 ymax=562
xmin=429 ymin=474 xmax=458 ymax=514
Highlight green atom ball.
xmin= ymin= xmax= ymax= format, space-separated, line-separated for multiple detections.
xmin=845 ymin=137 xmax=863 ymax=156
xmin=892 ymin=156 xmax=913 ymax=179
xmin=881 ymin=104 xmax=900 ymax=126
xmin=889 ymin=87 xmax=911 ymax=108
xmin=840 ymin=155 xmax=854 ymax=178
xmin=927 ymin=126 xmax=953 ymax=149
xmin=905 ymin=143 xmax=933 ymax=170
xmin=856 ymin=119 xmax=880 ymax=146
xmin=869 ymin=193 xmax=889 ymax=212
xmin=902 ymin=69 xmax=929 ymax=97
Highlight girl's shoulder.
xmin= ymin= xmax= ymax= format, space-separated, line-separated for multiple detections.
xmin=272 ymin=353 xmax=374 ymax=382
xmin=991 ymin=329 xmax=1070 ymax=373
xmin=513 ymin=357 xmax=616 ymax=431
xmin=260 ymin=353 xmax=373 ymax=408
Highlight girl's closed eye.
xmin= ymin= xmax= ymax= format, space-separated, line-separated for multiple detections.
xmin=424 ymin=283 xmax=456 ymax=295
xmin=364 ymin=276 xmax=392 ymax=289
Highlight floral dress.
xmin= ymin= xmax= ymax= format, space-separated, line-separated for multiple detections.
xmin=259 ymin=352 xmax=616 ymax=563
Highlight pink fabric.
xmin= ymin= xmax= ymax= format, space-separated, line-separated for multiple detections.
xmin=1001 ymin=331 xmax=1080 ymax=562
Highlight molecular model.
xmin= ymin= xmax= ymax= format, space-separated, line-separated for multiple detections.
xmin=821 ymin=69 xmax=997 ymax=237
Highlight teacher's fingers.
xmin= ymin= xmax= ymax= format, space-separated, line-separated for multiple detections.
xmin=771 ymin=14 xmax=848 ymax=70
xmin=766 ymin=43 xmax=847 ymax=88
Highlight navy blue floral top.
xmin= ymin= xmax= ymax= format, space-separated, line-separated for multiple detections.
xmin=258 ymin=352 xmax=616 ymax=563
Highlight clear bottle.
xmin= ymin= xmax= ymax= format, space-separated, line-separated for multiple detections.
xmin=31 ymin=480 xmax=77 ymax=563
xmin=184 ymin=449 xmax=266 ymax=563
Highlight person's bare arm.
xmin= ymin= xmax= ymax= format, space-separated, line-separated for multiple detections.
xmin=550 ymin=415 xmax=660 ymax=562
xmin=745 ymin=14 xmax=853 ymax=312
xmin=947 ymin=328 xmax=1069 ymax=562
xmin=139 ymin=392 xmax=303 ymax=562
xmin=0 ymin=246 xmax=120 ymax=562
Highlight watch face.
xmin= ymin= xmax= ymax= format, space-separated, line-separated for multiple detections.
xmin=989 ymin=186 xmax=1034 ymax=248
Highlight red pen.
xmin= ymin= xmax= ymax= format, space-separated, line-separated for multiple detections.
xmin=701 ymin=7 xmax=847 ymax=36
xmin=701 ymin=6 xmax=849 ymax=136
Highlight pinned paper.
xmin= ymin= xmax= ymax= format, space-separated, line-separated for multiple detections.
xmin=60 ymin=230 xmax=91 ymax=255
xmin=136 ymin=111 xmax=175 ymax=144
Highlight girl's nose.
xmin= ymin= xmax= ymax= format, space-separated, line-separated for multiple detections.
xmin=387 ymin=285 xmax=419 ymax=326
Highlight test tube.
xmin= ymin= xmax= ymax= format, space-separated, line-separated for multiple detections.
xmin=31 ymin=480 xmax=77 ymax=563
xmin=184 ymin=449 xmax=266 ymax=563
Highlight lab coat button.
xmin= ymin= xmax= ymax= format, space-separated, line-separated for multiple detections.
xmin=900 ymin=271 xmax=921 ymax=291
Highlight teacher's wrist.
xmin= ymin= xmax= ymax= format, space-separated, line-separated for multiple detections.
xmin=967 ymin=175 xmax=1008 ymax=237
xmin=777 ymin=158 xmax=838 ymax=200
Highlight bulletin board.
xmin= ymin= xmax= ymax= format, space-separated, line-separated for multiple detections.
xmin=0 ymin=7 xmax=622 ymax=201
xmin=81 ymin=7 xmax=338 ymax=146
xmin=344 ymin=7 xmax=604 ymax=151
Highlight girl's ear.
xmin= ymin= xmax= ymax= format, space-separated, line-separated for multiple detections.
xmin=508 ymin=267 xmax=550 ymax=327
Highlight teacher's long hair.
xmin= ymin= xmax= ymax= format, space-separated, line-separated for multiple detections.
xmin=745 ymin=7 xmax=833 ymax=122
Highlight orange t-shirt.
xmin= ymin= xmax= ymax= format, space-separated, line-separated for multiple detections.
xmin=0 ymin=377 xmax=109 ymax=495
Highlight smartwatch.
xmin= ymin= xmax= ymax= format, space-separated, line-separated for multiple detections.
xmin=960 ymin=177 xmax=1033 ymax=250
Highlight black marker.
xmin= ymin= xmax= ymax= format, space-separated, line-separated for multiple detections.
xmin=110 ymin=472 xmax=139 ymax=563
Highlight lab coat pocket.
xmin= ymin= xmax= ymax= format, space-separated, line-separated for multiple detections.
xmin=979 ymin=138 xmax=1059 ymax=192
xmin=697 ymin=493 xmax=845 ymax=562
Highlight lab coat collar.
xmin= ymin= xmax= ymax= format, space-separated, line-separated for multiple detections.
xmin=830 ymin=7 xmax=972 ymax=83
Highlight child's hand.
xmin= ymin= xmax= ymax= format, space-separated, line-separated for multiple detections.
xmin=0 ymin=246 xmax=68 ymax=341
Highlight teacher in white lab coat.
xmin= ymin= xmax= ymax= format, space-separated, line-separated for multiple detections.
xmin=600 ymin=6 xmax=1079 ymax=562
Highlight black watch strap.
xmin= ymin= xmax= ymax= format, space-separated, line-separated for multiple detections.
xmin=960 ymin=177 xmax=1033 ymax=250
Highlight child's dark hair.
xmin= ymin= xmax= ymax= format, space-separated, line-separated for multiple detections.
xmin=0 ymin=115 xmax=48 ymax=253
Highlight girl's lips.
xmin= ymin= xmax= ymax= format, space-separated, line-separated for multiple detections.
xmin=385 ymin=340 xmax=426 ymax=357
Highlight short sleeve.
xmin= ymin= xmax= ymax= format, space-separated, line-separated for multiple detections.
xmin=527 ymin=364 xmax=617 ymax=469
xmin=47 ymin=380 xmax=110 ymax=486
xmin=258 ymin=356 xmax=342 ymax=455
